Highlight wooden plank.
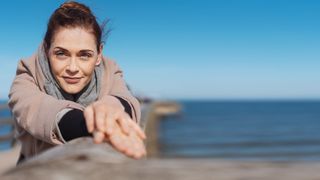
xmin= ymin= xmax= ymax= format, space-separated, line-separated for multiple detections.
xmin=1 ymin=138 xmax=320 ymax=180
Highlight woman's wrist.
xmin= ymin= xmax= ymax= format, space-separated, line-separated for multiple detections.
xmin=58 ymin=109 xmax=92 ymax=142
xmin=101 ymin=95 xmax=133 ymax=119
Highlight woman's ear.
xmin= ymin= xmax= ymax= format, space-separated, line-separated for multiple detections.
xmin=96 ymin=44 xmax=104 ymax=66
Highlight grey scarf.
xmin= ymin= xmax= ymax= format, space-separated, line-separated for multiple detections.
xmin=37 ymin=45 xmax=103 ymax=107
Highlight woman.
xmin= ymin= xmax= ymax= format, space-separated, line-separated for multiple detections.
xmin=8 ymin=1 xmax=146 ymax=164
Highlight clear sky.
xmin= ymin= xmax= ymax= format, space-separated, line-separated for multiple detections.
xmin=0 ymin=0 xmax=319 ymax=100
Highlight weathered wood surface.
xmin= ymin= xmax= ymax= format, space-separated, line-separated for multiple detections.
xmin=2 ymin=138 xmax=320 ymax=180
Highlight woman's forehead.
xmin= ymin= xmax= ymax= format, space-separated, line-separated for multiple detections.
xmin=51 ymin=27 xmax=97 ymax=52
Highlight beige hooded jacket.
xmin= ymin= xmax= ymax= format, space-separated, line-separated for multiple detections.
xmin=8 ymin=54 xmax=141 ymax=160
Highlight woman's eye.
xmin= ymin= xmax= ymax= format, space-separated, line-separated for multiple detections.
xmin=79 ymin=53 xmax=92 ymax=60
xmin=55 ymin=51 xmax=67 ymax=58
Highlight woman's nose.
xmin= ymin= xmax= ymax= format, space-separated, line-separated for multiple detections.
xmin=66 ymin=58 xmax=79 ymax=74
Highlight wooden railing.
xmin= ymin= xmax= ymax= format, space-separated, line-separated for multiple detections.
xmin=0 ymin=104 xmax=15 ymax=146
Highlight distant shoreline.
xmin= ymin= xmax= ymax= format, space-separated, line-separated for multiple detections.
xmin=172 ymin=99 xmax=320 ymax=103
xmin=1 ymin=98 xmax=320 ymax=103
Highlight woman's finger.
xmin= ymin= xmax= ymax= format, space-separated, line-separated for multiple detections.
xmin=83 ymin=106 xmax=94 ymax=133
xmin=109 ymin=129 xmax=146 ymax=159
xmin=128 ymin=119 xmax=146 ymax=140
xmin=108 ymin=125 xmax=137 ymax=159
xmin=117 ymin=114 xmax=131 ymax=135
xmin=93 ymin=131 xmax=105 ymax=144
xmin=94 ymin=105 xmax=106 ymax=133
xmin=105 ymin=113 xmax=116 ymax=135
xmin=109 ymin=132 xmax=126 ymax=152
xmin=128 ymin=132 xmax=145 ymax=159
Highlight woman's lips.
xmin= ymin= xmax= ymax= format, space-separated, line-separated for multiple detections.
xmin=63 ymin=77 xmax=82 ymax=84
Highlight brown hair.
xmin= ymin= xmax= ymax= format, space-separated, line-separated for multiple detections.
xmin=44 ymin=1 xmax=106 ymax=53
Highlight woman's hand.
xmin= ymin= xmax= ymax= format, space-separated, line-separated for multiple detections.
xmin=83 ymin=96 xmax=146 ymax=159
xmin=93 ymin=124 xmax=146 ymax=159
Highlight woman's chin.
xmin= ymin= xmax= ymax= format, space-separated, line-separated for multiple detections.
xmin=61 ymin=85 xmax=83 ymax=95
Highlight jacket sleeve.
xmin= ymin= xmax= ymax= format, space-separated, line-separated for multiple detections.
xmin=99 ymin=60 xmax=141 ymax=124
xmin=8 ymin=60 xmax=84 ymax=145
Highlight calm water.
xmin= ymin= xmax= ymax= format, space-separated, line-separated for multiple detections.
xmin=159 ymin=100 xmax=320 ymax=161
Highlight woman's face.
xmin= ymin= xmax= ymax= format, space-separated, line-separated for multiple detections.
xmin=48 ymin=27 xmax=102 ymax=94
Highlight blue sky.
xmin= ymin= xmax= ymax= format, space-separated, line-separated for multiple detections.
xmin=0 ymin=0 xmax=319 ymax=100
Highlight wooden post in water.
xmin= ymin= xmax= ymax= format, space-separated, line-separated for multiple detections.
xmin=143 ymin=101 xmax=181 ymax=157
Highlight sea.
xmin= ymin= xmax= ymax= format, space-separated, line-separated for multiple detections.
xmin=158 ymin=100 xmax=320 ymax=161
xmin=1 ymin=100 xmax=320 ymax=162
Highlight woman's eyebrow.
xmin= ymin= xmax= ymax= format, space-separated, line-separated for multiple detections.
xmin=53 ymin=47 xmax=94 ymax=53
xmin=79 ymin=49 xmax=94 ymax=53
xmin=53 ymin=47 xmax=69 ymax=52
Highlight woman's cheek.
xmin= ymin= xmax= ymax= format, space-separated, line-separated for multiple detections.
xmin=80 ymin=61 xmax=96 ymax=76
xmin=49 ymin=57 xmax=67 ymax=75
